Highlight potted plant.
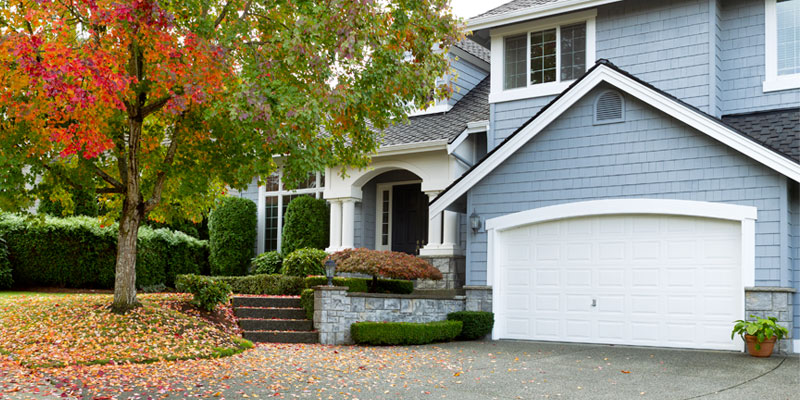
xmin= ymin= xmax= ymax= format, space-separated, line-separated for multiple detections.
xmin=731 ymin=315 xmax=789 ymax=357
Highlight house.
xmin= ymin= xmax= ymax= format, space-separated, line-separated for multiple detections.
xmin=237 ymin=0 xmax=800 ymax=353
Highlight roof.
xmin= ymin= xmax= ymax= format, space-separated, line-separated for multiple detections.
xmin=430 ymin=60 xmax=800 ymax=216
xmin=453 ymin=38 xmax=490 ymax=63
xmin=474 ymin=0 xmax=565 ymax=18
xmin=722 ymin=108 xmax=799 ymax=164
xmin=378 ymin=77 xmax=490 ymax=146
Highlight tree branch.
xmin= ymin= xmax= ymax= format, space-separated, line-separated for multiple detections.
xmin=143 ymin=119 xmax=182 ymax=213
xmin=93 ymin=165 xmax=124 ymax=191
xmin=141 ymin=95 xmax=171 ymax=118
xmin=96 ymin=187 xmax=124 ymax=194
xmin=213 ymin=1 xmax=232 ymax=29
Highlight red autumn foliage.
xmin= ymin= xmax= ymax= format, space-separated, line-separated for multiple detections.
xmin=328 ymin=248 xmax=442 ymax=281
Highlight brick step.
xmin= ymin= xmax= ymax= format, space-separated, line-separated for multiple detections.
xmin=234 ymin=307 xmax=307 ymax=320
xmin=232 ymin=296 xmax=301 ymax=308
xmin=243 ymin=330 xmax=319 ymax=344
xmin=238 ymin=318 xmax=313 ymax=332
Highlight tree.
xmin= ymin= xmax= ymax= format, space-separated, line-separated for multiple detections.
xmin=329 ymin=248 xmax=442 ymax=292
xmin=0 ymin=0 xmax=462 ymax=312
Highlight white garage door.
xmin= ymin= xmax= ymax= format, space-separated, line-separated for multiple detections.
xmin=496 ymin=214 xmax=742 ymax=350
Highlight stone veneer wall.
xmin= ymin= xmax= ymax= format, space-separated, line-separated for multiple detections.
xmin=744 ymin=287 xmax=795 ymax=354
xmin=416 ymin=256 xmax=466 ymax=290
xmin=313 ymin=285 xmax=493 ymax=345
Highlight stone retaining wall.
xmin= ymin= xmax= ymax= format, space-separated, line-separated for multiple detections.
xmin=744 ymin=287 xmax=795 ymax=353
xmin=313 ymin=285 xmax=491 ymax=345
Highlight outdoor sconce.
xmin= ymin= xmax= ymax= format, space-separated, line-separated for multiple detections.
xmin=469 ymin=210 xmax=481 ymax=233
xmin=324 ymin=259 xmax=336 ymax=286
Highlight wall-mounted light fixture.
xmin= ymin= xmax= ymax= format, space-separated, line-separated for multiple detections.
xmin=469 ymin=210 xmax=481 ymax=233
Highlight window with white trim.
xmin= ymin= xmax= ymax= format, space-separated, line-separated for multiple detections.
xmin=764 ymin=0 xmax=800 ymax=91
xmin=503 ymin=22 xmax=587 ymax=90
xmin=262 ymin=171 xmax=325 ymax=252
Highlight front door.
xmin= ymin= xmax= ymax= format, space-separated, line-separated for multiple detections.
xmin=391 ymin=183 xmax=428 ymax=254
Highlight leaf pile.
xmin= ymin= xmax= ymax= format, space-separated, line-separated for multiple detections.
xmin=0 ymin=293 xmax=246 ymax=368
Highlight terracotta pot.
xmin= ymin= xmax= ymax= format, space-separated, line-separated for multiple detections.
xmin=744 ymin=334 xmax=777 ymax=357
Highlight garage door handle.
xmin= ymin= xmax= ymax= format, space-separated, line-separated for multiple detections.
xmin=591 ymin=299 xmax=597 ymax=307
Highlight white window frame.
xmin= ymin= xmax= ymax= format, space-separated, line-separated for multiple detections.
xmin=257 ymin=169 xmax=325 ymax=254
xmin=764 ymin=0 xmax=800 ymax=92
xmin=489 ymin=9 xmax=597 ymax=103
xmin=373 ymin=180 xmax=422 ymax=251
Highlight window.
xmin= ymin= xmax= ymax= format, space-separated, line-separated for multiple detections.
xmin=261 ymin=170 xmax=325 ymax=252
xmin=764 ymin=0 xmax=800 ymax=91
xmin=489 ymin=10 xmax=596 ymax=103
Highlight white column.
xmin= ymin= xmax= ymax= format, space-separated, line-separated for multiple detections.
xmin=327 ymin=200 xmax=342 ymax=252
xmin=256 ymin=183 xmax=267 ymax=254
xmin=341 ymin=199 xmax=356 ymax=249
xmin=442 ymin=210 xmax=458 ymax=248
xmin=423 ymin=191 xmax=442 ymax=250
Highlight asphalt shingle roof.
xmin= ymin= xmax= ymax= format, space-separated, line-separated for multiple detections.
xmin=379 ymin=77 xmax=490 ymax=146
xmin=454 ymin=38 xmax=490 ymax=63
xmin=474 ymin=0 xmax=567 ymax=19
xmin=722 ymin=108 xmax=800 ymax=164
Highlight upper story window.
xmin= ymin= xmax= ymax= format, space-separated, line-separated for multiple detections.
xmin=764 ymin=0 xmax=800 ymax=92
xmin=490 ymin=10 xmax=596 ymax=103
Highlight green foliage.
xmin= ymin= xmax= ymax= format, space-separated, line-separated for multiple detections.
xmin=447 ymin=311 xmax=494 ymax=340
xmin=0 ymin=237 xmax=12 ymax=289
xmin=302 ymin=276 xmax=413 ymax=294
xmin=282 ymin=248 xmax=327 ymax=277
xmin=37 ymin=187 xmax=99 ymax=217
xmin=731 ymin=315 xmax=790 ymax=350
xmin=209 ymin=197 xmax=257 ymax=276
xmin=184 ymin=274 xmax=306 ymax=295
xmin=175 ymin=274 xmax=232 ymax=312
xmin=281 ymin=196 xmax=329 ymax=255
xmin=350 ymin=321 xmax=463 ymax=346
xmin=251 ymin=251 xmax=283 ymax=275
xmin=144 ymin=218 xmax=208 ymax=240
xmin=330 ymin=248 xmax=442 ymax=281
xmin=300 ymin=288 xmax=315 ymax=321
xmin=0 ymin=214 xmax=207 ymax=289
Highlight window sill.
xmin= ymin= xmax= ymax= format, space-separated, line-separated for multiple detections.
xmin=489 ymin=81 xmax=573 ymax=103
xmin=762 ymin=75 xmax=800 ymax=92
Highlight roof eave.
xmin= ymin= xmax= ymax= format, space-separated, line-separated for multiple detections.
xmin=467 ymin=0 xmax=621 ymax=31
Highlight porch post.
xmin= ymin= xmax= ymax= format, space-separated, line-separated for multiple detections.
xmin=424 ymin=191 xmax=442 ymax=249
xmin=442 ymin=210 xmax=458 ymax=248
xmin=341 ymin=198 xmax=356 ymax=249
xmin=327 ymin=199 xmax=342 ymax=251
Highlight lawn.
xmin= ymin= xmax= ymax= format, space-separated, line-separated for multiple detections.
xmin=0 ymin=293 xmax=252 ymax=368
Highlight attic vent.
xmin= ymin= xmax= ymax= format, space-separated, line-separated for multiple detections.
xmin=594 ymin=90 xmax=624 ymax=124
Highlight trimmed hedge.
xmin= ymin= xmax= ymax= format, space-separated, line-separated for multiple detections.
xmin=251 ymin=251 xmax=282 ymax=275
xmin=175 ymin=274 xmax=232 ymax=312
xmin=281 ymin=196 xmax=329 ymax=255
xmin=282 ymin=248 xmax=327 ymax=277
xmin=209 ymin=197 xmax=257 ymax=276
xmin=300 ymin=288 xmax=315 ymax=320
xmin=0 ymin=237 xmax=12 ymax=289
xmin=303 ymin=276 xmax=413 ymax=294
xmin=350 ymin=321 xmax=463 ymax=345
xmin=447 ymin=311 xmax=494 ymax=340
xmin=0 ymin=214 xmax=208 ymax=289
xmin=193 ymin=274 xmax=306 ymax=296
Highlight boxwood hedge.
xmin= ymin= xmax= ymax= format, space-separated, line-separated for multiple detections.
xmin=351 ymin=321 xmax=462 ymax=345
xmin=196 ymin=273 xmax=306 ymax=295
xmin=446 ymin=311 xmax=494 ymax=340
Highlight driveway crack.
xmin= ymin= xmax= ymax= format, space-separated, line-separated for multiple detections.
xmin=679 ymin=357 xmax=787 ymax=400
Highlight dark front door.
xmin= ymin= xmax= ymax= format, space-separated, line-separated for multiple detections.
xmin=391 ymin=183 xmax=428 ymax=254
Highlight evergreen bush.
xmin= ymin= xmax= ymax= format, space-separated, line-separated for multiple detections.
xmin=209 ymin=197 xmax=257 ymax=276
xmin=350 ymin=321 xmax=462 ymax=345
xmin=282 ymin=248 xmax=327 ymax=277
xmin=251 ymin=251 xmax=282 ymax=275
xmin=447 ymin=311 xmax=494 ymax=340
xmin=175 ymin=274 xmax=232 ymax=311
xmin=300 ymin=288 xmax=315 ymax=320
xmin=185 ymin=274 xmax=306 ymax=295
xmin=0 ymin=237 xmax=12 ymax=289
xmin=281 ymin=196 xmax=329 ymax=255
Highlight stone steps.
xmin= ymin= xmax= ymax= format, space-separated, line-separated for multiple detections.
xmin=232 ymin=296 xmax=317 ymax=344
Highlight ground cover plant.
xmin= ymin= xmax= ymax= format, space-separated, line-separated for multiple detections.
xmin=0 ymin=293 xmax=251 ymax=368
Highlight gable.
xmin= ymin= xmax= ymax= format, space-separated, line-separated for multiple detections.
xmin=430 ymin=61 xmax=800 ymax=217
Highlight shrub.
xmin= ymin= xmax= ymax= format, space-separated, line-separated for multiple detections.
xmin=282 ymin=248 xmax=327 ymax=277
xmin=329 ymin=248 xmax=441 ymax=292
xmin=0 ymin=237 xmax=12 ymax=289
xmin=303 ymin=276 xmax=413 ymax=294
xmin=281 ymin=196 xmax=329 ymax=255
xmin=350 ymin=321 xmax=462 ymax=345
xmin=0 ymin=214 xmax=207 ymax=289
xmin=300 ymin=288 xmax=315 ymax=320
xmin=447 ymin=311 xmax=494 ymax=340
xmin=38 ymin=187 xmax=99 ymax=217
xmin=175 ymin=274 xmax=232 ymax=311
xmin=184 ymin=274 xmax=306 ymax=295
xmin=251 ymin=251 xmax=282 ymax=275
xmin=209 ymin=197 xmax=257 ymax=276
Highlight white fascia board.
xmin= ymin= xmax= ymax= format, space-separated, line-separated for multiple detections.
xmin=377 ymin=140 xmax=448 ymax=156
xmin=467 ymin=0 xmax=619 ymax=32
xmin=429 ymin=64 xmax=800 ymax=217
xmin=408 ymin=103 xmax=452 ymax=117
xmin=448 ymin=120 xmax=490 ymax=154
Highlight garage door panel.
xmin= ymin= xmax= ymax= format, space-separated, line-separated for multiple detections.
xmin=497 ymin=214 xmax=742 ymax=351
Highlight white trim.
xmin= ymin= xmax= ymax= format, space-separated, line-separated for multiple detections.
xmin=485 ymin=199 xmax=758 ymax=346
xmin=430 ymin=63 xmax=800 ymax=217
xmin=793 ymin=340 xmax=800 ymax=353
xmin=763 ymin=0 xmax=800 ymax=92
xmin=376 ymin=140 xmax=448 ymax=156
xmin=467 ymin=0 xmax=619 ymax=32
xmin=374 ymin=180 xmax=422 ymax=251
xmin=447 ymin=120 xmax=489 ymax=154
xmin=407 ymin=103 xmax=453 ymax=117
xmin=489 ymin=10 xmax=596 ymax=104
